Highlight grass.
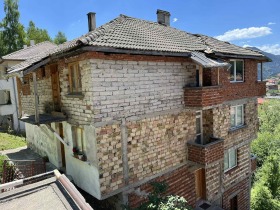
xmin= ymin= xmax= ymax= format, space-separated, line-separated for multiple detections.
xmin=0 ymin=132 xmax=26 ymax=151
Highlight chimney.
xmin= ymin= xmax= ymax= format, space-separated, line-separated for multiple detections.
xmin=30 ymin=40 xmax=35 ymax=46
xmin=87 ymin=12 xmax=96 ymax=32
xmin=157 ymin=9 xmax=171 ymax=26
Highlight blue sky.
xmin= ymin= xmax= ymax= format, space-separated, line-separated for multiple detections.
xmin=1 ymin=0 xmax=280 ymax=54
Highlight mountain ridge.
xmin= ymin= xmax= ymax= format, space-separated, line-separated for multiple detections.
xmin=246 ymin=47 xmax=280 ymax=79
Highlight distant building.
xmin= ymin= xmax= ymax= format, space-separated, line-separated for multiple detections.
xmin=0 ymin=41 xmax=57 ymax=131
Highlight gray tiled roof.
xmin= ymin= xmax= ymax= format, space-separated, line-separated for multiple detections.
xmin=8 ymin=14 xmax=268 ymax=74
xmin=191 ymin=52 xmax=230 ymax=68
xmin=1 ymin=41 xmax=57 ymax=61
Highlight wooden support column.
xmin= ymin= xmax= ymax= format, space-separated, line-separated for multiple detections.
xmin=199 ymin=66 xmax=203 ymax=87
xmin=261 ymin=62 xmax=263 ymax=81
xmin=33 ymin=72 xmax=39 ymax=123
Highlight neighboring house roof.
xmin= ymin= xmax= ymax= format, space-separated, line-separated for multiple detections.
xmin=0 ymin=170 xmax=93 ymax=210
xmin=7 ymin=14 xmax=269 ymax=74
xmin=0 ymin=41 xmax=57 ymax=63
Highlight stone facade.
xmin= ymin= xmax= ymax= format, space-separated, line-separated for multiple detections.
xmin=18 ymin=51 xmax=264 ymax=209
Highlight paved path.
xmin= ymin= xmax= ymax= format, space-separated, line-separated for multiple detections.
xmin=0 ymin=146 xmax=56 ymax=172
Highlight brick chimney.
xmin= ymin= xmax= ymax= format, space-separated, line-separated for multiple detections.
xmin=157 ymin=9 xmax=171 ymax=26
xmin=87 ymin=12 xmax=96 ymax=32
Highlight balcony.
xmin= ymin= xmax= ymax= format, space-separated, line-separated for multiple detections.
xmin=187 ymin=137 xmax=224 ymax=165
xmin=256 ymin=81 xmax=266 ymax=97
xmin=251 ymin=154 xmax=257 ymax=173
xmin=184 ymin=85 xmax=223 ymax=107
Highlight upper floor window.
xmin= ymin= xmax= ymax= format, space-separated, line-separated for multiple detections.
xmin=224 ymin=148 xmax=237 ymax=172
xmin=230 ymin=60 xmax=244 ymax=82
xmin=68 ymin=62 xmax=82 ymax=93
xmin=230 ymin=105 xmax=244 ymax=128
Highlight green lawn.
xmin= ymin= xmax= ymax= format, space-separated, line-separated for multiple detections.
xmin=0 ymin=132 xmax=26 ymax=151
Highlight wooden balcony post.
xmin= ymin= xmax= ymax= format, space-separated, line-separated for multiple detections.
xmin=33 ymin=72 xmax=39 ymax=123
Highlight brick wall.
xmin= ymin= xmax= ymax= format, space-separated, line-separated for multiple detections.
xmin=128 ymin=165 xmax=196 ymax=209
xmin=96 ymin=111 xmax=196 ymax=196
xmin=222 ymin=177 xmax=250 ymax=210
xmin=184 ymin=60 xmax=266 ymax=107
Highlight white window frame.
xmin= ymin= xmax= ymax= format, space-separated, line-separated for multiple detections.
xmin=230 ymin=105 xmax=244 ymax=129
xmin=196 ymin=111 xmax=203 ymax=144
xmin=229 ymin=59 xmax=244 ymax=83
xmin=224 ymin=148 xmax=237 ymax=172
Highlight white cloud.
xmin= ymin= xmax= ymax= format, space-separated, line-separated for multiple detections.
xmin=243 ymin=44 xmax=252 ymax=48
xmin=257 ymin=44 xmax=280 ymax=55
xmin=215 ymin=27 xmax=272 ymax=41
xmin=173 ymin=18 xmax=178 ymax=23
xmin=268 ymin=22 xmax=276 ymax=25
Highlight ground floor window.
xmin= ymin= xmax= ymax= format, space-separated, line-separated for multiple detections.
xmin=72 ymin=127 xmax=86 ymax=154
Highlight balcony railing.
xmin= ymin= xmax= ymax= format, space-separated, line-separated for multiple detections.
xmin=184 ymin=85 xmax=223 ymax=107
xmin=184 ymin=81 xmax=266 ymax=108
xmin=187 ymin=138 xmax=224 ymax=165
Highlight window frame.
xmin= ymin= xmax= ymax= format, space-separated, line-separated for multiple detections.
xmin=68 ymin=62 xmax=82 ymax=94
xmin=229 ymin=59 xmax=244 ymax=83
xmin=230 ymin=105 xmax=244 ymax=129
xmin=224 ymin=148 xmax=237 ymax=172
xmin=72 ymin=126 xmax=86 ymax=155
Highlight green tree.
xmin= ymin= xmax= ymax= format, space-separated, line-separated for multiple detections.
xmin=53 ymin=31 xmax=67 ymax=44
xmin=251 ymin=183 xmax=277 ymax=210
xmin=0 ymin=0 xmax=25 ymax=55
xmin=25 ymin=21 xmax=51 ymax=45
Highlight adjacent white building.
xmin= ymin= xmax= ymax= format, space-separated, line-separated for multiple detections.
xmin=0 ymin=41 xmax=57 ymax=131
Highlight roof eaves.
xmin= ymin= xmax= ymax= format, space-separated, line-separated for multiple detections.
xmin=213 ymin=52 xmax=271 ymax=62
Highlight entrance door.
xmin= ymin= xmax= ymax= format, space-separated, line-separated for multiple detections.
xmin=195 ymin=168 xmax=206 ymax=200
xmin=51 ymin=65 xmax=61 ymax=112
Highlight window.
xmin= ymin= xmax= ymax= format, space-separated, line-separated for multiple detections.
xmin=230 ymin=195 xmax=238 ymax=210
xmin=0 ymin=90 xmax=11 ymax=105
xmin=196 ymin=111 xmax=203 ymax=144
xmin=224 ymin=148 xmax=237 ymax=171
xmin=229 ymin=60 xmax=244 ymax=82
xmin=73 ymin=127 xmax=86 ymax=154
xmin=68 ymin=62 xmax=82 ymax=93
xmin=230 ymin=105 xmax=244 ymax=128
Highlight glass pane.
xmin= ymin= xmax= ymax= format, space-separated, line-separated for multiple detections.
xmin=196 ymin=117 xmax=201 ymax=134
xmin=224 ymin=153 xmax=229 ymax=170
xmin=230 ymin=61 xmax=235 ymax=81
xmin=236 ymin=61 xmax=243 ymax=81
xmin=236 ymin=106 xmax=243 ymax=126
xmin=196 ymin=134 xmax=201 ymax=144
xmin=231 ymin=107 xmax=236 ymax=127
xmin=229 ymin=149 xmax=237 ymax=168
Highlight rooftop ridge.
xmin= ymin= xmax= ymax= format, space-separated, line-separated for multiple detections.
xmin=2 ymin=41 xmax=57 ymax=59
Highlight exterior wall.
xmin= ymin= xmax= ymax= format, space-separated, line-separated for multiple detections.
xmin=25 ymin=121 xmax=101 ymax=199
xmin=19 ymin=51 xmax=261 ymax=209
xmin=222 ymin=177 xmax=250 ymax=210
xmin=0 ymin=60 xmax=25 ymax=131
xmin=128 ymin=165 xmax=197 ymax=209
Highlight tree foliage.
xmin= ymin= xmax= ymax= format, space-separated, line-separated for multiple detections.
xmin=0 ymin=0 xmax=25 ymax=55
xmin=25 ymin=21 xmax=52 ymax=45
xmin=54 ymin=31 xmax=67 ymax=45
xmin=251 ymin=99 xmax=280 ymax=209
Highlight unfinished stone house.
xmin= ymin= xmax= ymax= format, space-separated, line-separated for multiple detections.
xmin=7 ymin=10 xmax=268 ymax=209
xmin=0 ymin=41 xmax=57 ymax=131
